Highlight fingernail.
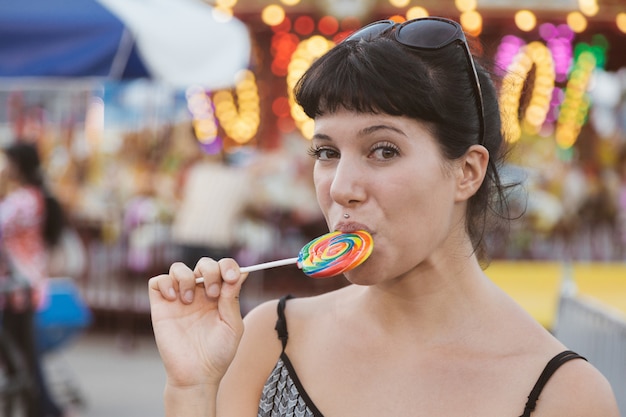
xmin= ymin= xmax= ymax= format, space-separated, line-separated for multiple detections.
xmin=225 ymin=269 xmax=237 ymax=281
xmin=168 ymin=288 xmax=176 ymax=299
xmin=184 ymin=290 xmax=194 ymax=303
xmin=208 ymin=283 xmax=220 ymax=297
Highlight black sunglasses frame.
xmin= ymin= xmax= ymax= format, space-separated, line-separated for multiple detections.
xmin=344 ymin=17 xmax=486 ymax=146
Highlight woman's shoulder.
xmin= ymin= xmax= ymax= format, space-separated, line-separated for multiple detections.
xmin=242 ymin=287 xmax=350 ymax=331
xmin=240 ymin=287 xmax=354 ymax=352
xmin=494 ymin=306 xmax=619 ymax=416
xmin=531 ymin=353 xmax=619 ymax=416
xmin=217 ymin=291 xmax=348 ymax=415
xmin=490 ymin=290 xmax=618 ymax=414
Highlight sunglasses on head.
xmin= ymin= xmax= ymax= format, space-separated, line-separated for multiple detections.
xmin=344 ymin=17 xmax=486 ymax=146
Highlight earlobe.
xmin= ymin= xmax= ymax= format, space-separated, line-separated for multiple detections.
xmin=455 ymin=145 xmax=489 ymax=202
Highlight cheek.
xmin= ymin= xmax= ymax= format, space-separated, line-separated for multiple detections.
xmin=387 ymin=172 xmax=457 ymax=231
xmin=313 ymin=169 xmax=331 ymax=208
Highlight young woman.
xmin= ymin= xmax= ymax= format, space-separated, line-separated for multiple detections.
xmin=0 ymin=141 xmax=66 ymax=417
xmin=149 ymin=17 xmax=619 ymax=417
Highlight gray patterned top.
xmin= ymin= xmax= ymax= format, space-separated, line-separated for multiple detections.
xmin=258 ymin=355 xmax=322 ymax=417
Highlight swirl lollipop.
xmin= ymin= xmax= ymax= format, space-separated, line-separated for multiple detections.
xmin=195 ymin=231 xmax=373 ymax=283
xmin=298 ymin=231 xmax=373 ymax=278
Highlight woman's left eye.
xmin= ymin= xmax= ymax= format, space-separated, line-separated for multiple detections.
xmin=371 ymin=144 xmax=400 ymax=160
xmin=308 ymin=146 xmax=339 ymax=160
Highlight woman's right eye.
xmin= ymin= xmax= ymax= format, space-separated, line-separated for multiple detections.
xmin=308 ymin=147 xmax=340 ymax=160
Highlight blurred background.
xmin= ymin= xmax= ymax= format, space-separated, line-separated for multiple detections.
xmin=1 ymin=0 xmax=625 ymax=415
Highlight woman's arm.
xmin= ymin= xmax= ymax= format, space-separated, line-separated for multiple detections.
xmin=148 ymin=257 xmax=248 ymax=417
xmin=217 ymin=299 xmax=285 ymax=416
xmin=164 ymin=383 xmax=220 ymax=417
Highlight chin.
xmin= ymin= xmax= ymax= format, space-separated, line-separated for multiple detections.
xmin=342 ymin=266 xmax=379 ymax=286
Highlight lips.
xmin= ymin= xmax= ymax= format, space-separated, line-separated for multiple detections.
xmin=334 ymin=221 xmax=373 ymax=235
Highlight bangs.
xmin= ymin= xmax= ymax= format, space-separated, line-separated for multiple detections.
xmin=294 ymin=39 xmax=442 ymax=122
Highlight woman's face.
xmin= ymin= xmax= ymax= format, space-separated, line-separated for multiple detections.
xmin=311 ymin=109 xmax=467 ymax=284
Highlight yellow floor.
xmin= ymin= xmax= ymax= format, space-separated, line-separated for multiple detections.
xmin=569 ymin=263 xmax=626 ymax=318
xmin=485 ymin=261 xmax=563 ymax=329
xmin=484 ymin=261 xmax=626 ymax=329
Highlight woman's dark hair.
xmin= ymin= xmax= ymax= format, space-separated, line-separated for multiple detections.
xmin=294 ymin=26 xmax=511 ymax=261
xmin=4 ymin=142 xmax=65 ymax=247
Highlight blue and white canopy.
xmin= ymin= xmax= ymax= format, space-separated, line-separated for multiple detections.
xmin=0 ymin=0 xmax=251 ymax=89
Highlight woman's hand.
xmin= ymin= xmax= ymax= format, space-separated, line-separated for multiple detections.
xmin=148 ymin=257 xmax=247 ymax=389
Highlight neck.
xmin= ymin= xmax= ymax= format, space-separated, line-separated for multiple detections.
xmin=357 ymin=254 xmax=495 ymax=346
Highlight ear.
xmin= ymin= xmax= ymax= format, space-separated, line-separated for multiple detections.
xmin=455 ymin=145 xmax=489 ymax=202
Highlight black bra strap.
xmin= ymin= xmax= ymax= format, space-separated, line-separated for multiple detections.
xmin=274 ymin=294 xmax=294 ymax=351
xmin=520 ymin=350 xmax=586 ymax=417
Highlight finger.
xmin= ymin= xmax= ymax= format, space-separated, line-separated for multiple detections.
xmin=194 ymin=257 xmax=222 ymax=299
xmin=217 ymin=258 xmax=248 ymax=325
xmin=148 ymin=274 xmax=177 ymax=301
xmin=170 ymin=261 xmax=197 ymax=304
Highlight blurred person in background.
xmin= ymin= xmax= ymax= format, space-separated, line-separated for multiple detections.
xmin=0 ymin=140 xmax=66 ymax=417
xmin=171 ymin=148 xmax=256 ymax=269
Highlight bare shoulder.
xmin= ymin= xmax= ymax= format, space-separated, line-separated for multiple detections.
xmin=270 ymin=287 xmax=355 ymax=329
xmin=491 ymin=288 xmax=619 ymax=416
xmin=217 ymin=298 xmax=284 ymax=416
xmin=534 ymin=355 xmax=619 ymax=417
xmin=242 ymin=297 xmax=285 ymax=332
xmin=235 ymin=297 xmax=285 ymax=365
xmin=218 ymin=291 xmax=341 ymax=396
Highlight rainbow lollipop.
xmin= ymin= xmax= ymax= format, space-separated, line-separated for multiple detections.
xmin=298 ymin=231 xmax=373 ymax=278
xmin=195 ymin=230 xmax=373 ymax=283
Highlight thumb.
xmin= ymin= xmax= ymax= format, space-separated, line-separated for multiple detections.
xmin=217 ymin=261 xmax=247 ymax=329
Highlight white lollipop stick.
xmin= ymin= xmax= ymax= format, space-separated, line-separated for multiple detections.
xmin=195 ymin=257 xmax=299 ymax=284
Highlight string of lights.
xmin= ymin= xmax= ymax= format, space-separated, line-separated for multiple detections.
xmin=187 ymin=0 xmax=624 ymax=153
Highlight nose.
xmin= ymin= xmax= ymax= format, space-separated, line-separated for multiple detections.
xmin=329 ymin=156 xmax=367 ymax=207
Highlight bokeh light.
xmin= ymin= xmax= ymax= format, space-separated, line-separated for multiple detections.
xmin=566 ymin=11 xmax=588 ymax=33
xmin=186 ymin=85 xmax=219 ymax=145
xmin=213 ymin=69 xmax=260 ymax=144
xmin=388 ymin=15 xmax=407 ymax=23
xmin=616 ymin=13 xmax=626 ymax=33
xmin=541 ymin=24 xmax=574 ymax=83
xmin=272 ymin=97 xmax=291 ymax=118
xmin=578 ymin=0 xmax=599 ymax=16
xmin=555 ymin=50 xmax=596 ymax=148
xmin=515 ymin=10 xmax=537 ymax=32
xmin=294 ymin=15 xmax=315 ymax=35
xmin=287 ymin=36 xmax=335 ymax=139
xmin=500 ymin=42 xmax=555 ymax=141
xmin=406 ymin=7 xmax=429 ymax=20
xmin=318 ymin=15 xmax=339 ymax=36
xmin=460 ymin=10 xmax=482 ymax=35
xmin=389 ymin=0 xmax=410 ymax=7
xmin=494 ymin=35 xmax=525 ymax=76
xmin=271 ymin=16 xmax=292 ymax=33
xmin=216 ymin=0 xmax=237 ymax=8
xmin=455 ymin=0 xmax=477 ymax=13
xmin=262 ymin=4 xmax=286 ymax=27
xmin=270 ymin=31 xmax=299 ymax=77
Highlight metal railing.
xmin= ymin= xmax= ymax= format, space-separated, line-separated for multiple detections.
xmin=554 ymin=293 xmax=626 ymax=414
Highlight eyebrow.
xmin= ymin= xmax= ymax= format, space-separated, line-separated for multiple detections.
xmin=312 ymin=124 xmax=408 ymax=141
xmin=360 ymin=124 xmax=408 ymax=137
